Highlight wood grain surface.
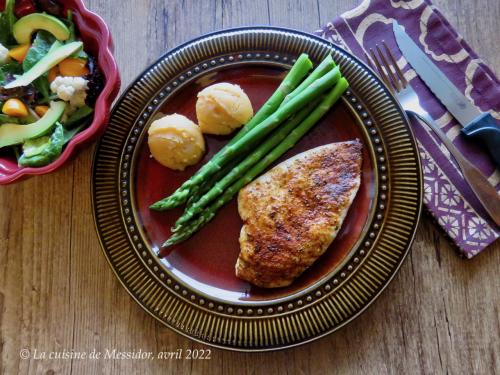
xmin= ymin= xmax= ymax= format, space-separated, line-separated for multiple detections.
xmin=1 ymin=1 xmax=499 ymax=374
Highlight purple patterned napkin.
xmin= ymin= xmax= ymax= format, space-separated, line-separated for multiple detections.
xmin=316 ymin=0 xmax=499 ymax=258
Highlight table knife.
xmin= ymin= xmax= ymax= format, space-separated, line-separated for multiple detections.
xmin=393 ymin=22 xmax=500 ymax=168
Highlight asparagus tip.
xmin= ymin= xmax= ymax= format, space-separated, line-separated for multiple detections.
xmin=162 ymin=239 xmax=175 ymax=248
xmin=150 ymin=198 xmax=179 ymax=211
xmin=149 ymin=202 xmax=162 ymax=210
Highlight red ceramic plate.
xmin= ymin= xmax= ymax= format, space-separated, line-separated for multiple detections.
xmin=92 ymin=27 xmax=422 ymax=351
xmin=0 ymin=0 xmax=120 ymax=184
xmin=135 ymin=65 xmax=375 ymax=302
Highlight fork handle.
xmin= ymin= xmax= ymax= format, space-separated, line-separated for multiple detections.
xmin=409 ymin=111 xmax=500 ymax=227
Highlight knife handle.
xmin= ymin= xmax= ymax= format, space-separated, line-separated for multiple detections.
xmin=462 ymin=113 xmax=500 ymax=168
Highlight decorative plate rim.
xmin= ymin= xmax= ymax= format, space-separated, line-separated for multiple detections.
xmin=91 ymin=26 xmax=423 ymax=351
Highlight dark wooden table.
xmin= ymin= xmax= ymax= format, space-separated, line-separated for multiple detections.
xmin=1 ymin=1 xmax=499 ymax=374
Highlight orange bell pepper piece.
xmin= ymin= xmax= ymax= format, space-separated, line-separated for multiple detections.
xmin=34 ymin=105 xmax=49 ymax=117
xmin=58 ymin=58 xmax=89 ymax=77
xmin=2 ymin=98 xmax=29 ymax=118
xmin=8 ymin=44 xmax=30 ymax=62
xmin=48 ymin=66 xmax=59 ymax=83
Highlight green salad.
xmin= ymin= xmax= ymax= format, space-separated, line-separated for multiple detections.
xmin=0 ymin=0 xmax=103 ymax=167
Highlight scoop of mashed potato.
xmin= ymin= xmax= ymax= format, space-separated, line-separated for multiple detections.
xmin=148 ymin=114 xmax=205 ymax=171
xmin=196 ymin=82 xmax=253 ymax=135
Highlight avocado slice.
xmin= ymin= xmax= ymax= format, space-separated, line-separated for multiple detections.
xmin=0 ymin=101 xmax=66 ymax=148
xmin=13 ymin=13 xmax=70 ymax=44
xmin=4 ymin=41 xmax=83 ymax=89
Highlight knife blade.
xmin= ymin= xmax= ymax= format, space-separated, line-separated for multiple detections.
xmin=393 ymin=22 xmax=500 ymax=167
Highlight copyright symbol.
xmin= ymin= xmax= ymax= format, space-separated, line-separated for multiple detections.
xmin=19 ymin=349 xmax=30 ymax=359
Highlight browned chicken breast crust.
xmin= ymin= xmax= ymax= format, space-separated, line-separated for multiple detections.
xmin=236 ymin=140 xmax=363 ymax=288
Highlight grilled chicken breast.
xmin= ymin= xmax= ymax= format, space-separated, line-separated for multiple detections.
xmin=236 ymin=140 xmax=362 ymax=288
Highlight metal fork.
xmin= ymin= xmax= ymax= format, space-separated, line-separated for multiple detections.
xmin=365 ymin=42 xmax=500 ymax=226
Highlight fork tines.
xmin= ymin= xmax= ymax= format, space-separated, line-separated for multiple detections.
xmin=364 ymin=41 xmax=408 ymax=93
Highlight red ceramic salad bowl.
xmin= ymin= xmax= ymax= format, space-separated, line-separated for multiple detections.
xmin=0 ymin=0 xmax=120 ymax=184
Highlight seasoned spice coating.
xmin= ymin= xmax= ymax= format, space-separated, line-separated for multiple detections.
xmin=236 ymin=141 xmax=362 ymax=288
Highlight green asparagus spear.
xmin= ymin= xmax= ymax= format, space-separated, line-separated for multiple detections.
xmin=151 ymin=66 xmax=341 ymax=211
xmin=229 ymin=53 xmax=313 ymax=144
xmin=173 ymin=99 xmax=320 ymax=230
xmin=185 ymin=154 xmax=246 ymax=208
xmin=279 ymin=55 xmax=335 ymax=107
xmin=163 ymin=214 xmax=209 ymax=246
xmin=163 ymin=77 xmax=349 ymax=247
xmin=151 ymin=54 xmax=313 ymax=210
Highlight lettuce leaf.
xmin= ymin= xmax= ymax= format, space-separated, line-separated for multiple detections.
xmin=17 ymin=120 xmax=88 ymax=167
xmin=62 ymin=120 xmax=87 ymax=143
xmin=18 ymin=122 xmax=65 ymax=167
xmin=0 ymin=114 xmax=21 ymax=124
xmin=64 ymin=105 xmax=93 ymax=128
xmin=0 ymin=0 xmax=17 ymax=46
xmin=64 ymin=10 xmax=88 ymax=60
xmin=23 ymin=31 xmax=57 ymax=72
xmin=22 ymin=32 xmax=59 ymax=102
xmin=0 ymin=61 xmax=23 ymax=85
